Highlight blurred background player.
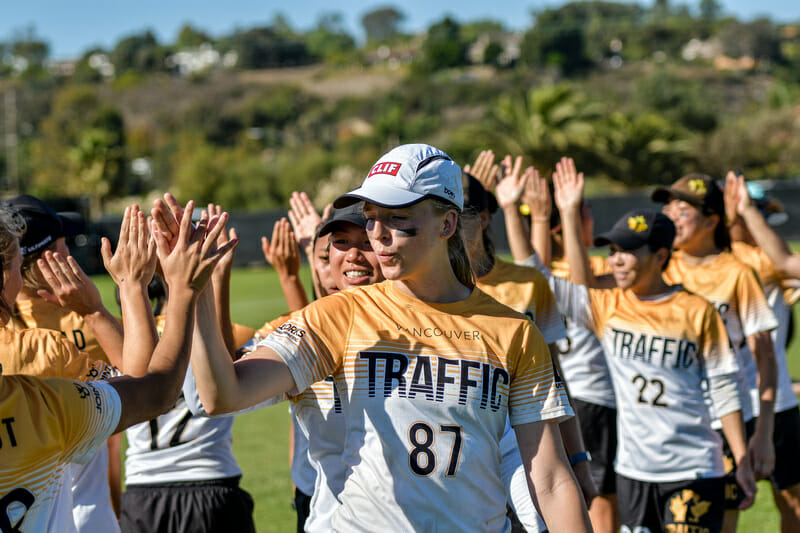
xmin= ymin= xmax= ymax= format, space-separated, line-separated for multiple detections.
xmin=120 ymin=200 xmax=255 ymax=533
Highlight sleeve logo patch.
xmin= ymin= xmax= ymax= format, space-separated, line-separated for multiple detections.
xmin=628 ymin=215 xmax=648 ymax=233
xmin=688 ymin=179 xmax=707 ymax=195
xmin=368 ymin=162 xmax=401 ymax=178
xmin=277 ymin=323 xmax=306 ymax=339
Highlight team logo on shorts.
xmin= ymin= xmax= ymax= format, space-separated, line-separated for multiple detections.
xmin=628 ymin=215 xmax=648 ymax=233
xmin=688 ymin=179 xmax=707 ymax=196
xmin=669 ymin=490 xmax=710 ymax=524
xmin=368 ymin=162 xmax=402 ymax=178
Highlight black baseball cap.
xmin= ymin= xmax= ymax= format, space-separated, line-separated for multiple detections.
xmin=317 ymin=204 xmax=367 ymax=236
xmin=0 ymin=195 xmax=85 ymax=256
xmin=462 ymin=172 xmax=498 ymax=214
xmin=594 ymin=208 xmax=675 ymax=251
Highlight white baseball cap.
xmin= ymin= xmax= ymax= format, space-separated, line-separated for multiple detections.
xmin=334 ymin=144 xmax=463 ymax=210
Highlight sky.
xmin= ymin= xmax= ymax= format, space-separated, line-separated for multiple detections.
xmin=4 ymin=0 xmax=800 ymax=59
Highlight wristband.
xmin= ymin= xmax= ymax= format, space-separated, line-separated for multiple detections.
xmin=569 ymin=451 xmax=591 ymax=466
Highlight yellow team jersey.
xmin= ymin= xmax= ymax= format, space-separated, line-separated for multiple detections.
xmin=15 ymin=297 xmax=110 ymax=364
xmin=663 ymin=250 xmax=778 ymax=421
xmin=260 ymin=280 xmax=571 ymax=532
xmin=0 ymin=375 xmax=121 ymax=532
xmin=477 ymin=259 xmax=567 ymax=345
xmin=732 ymin=242 xmax=799 ymax=412
xmin=0 ymin=325 xmax=113 ymax=382
xmin=551 ymin=255 xmax=611 ymax=281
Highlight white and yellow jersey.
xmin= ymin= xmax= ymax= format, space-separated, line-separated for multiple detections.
xmin=664 ymin=250 xmax=778 ymax=421
xmin=521 ymin=254 xmax=616 ymax=408
xmin=732 ymin=242 xmax=799 ymax=413
xmin=0 ymin=375 xmax=120 ymax=532
xmin=551 ymin=280 xmax=738 ymax=481
xmin=125 ymin=315 xmax=242 ymax=485
xmin=477 ymin=259 xmax=567 ymax=344
xmin=260 ymin=280 xmax=571 ymax=532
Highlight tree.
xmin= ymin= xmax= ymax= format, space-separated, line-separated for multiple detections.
xmin=305 ymin=12 xmax=356 ymax=62
xmin=229 ymin=27 xmax=312 ymax=69
xmin=699 ymin=0 xmax=722 ymax=21
xmin=418 ymin=16 xmax=468 ymax=71
xmin=361 ymin=6 xmax=405 ymax=43
xmin=520 ymin=4 xmax=594 ymax=75
xmin=110 ymin=30 xmax=166 ymax=74
xmin=176 ymin=24 xmax=211 ymax=48
xmin=488 ymin=84 xmax=604 ymax=176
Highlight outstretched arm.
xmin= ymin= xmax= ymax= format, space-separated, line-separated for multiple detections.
xmin=522 ymin=167 xmax=552 ymax=266
xmin=109 ymin=201 xmax=237 ymax=433
xmin=37 ymin=251 xmax=125 ymax=368
xmin=728 ymin=172 xmax=800 ymax=278
xmin=100 ymin=204 xmax=158 ymax=376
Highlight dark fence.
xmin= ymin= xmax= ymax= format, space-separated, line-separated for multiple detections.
xmin=70 ymin=180 xmax=800 ymax=275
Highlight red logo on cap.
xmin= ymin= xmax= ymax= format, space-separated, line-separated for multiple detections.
xmin=368 ymin=162 xmax=401 ymax=178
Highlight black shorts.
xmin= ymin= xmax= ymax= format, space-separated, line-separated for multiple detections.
xmin=719 ymin=418 xmax=756 ymax=510
xmin=616 ymin=474 xmax=726 ymax=533
xmin=120 ymin=476 xmax=255 ymax=533
xmin=772 ymin=406 xmax=800 ymax=491
xmin=574 ymin=399 xmax=617 ymax=495
xmin=294 ymin=487 xmax=312 ymax=533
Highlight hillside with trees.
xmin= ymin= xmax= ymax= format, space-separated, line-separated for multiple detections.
xmin=1 ymin=1 xmax=799 ymax=215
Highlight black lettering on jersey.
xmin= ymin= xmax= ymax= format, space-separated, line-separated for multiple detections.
xmin=480 ymin=364 xmax=491 ymax=409
xmin=435 ymin=359 xmax=458 ymax=402
xmin=0 ymin=487 xmax=35 ymax=532
xmin=324 ymin=376 xmax=343 ymax=414
xmin=71 ymin=329 xmax=86 ymax=350
xmin=610 ymin=328 xmax=696 ymax=369
xmin=551 ymin=359 xmax=565 ymax=389
xmin=73 ymin=383 xmax=91 ymax=399
xmin=383 ymin=354 xmax=408 ymax=398
xmin=408 ymin=356 xmax=434 ymax=401
xmin=277 ymin=323 xmax=306 ymax=339
xmin=490 ymin=368 xmax=510 ymax=412
xmin=0 ymin=418 xmax=17 ymax=448
xmin=459 ymin=360 xmax=481 ymax=405
xmin=90 ymin=384 xmax=103 ymax=411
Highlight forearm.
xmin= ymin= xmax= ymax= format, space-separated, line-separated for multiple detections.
xmin=532 ymin=220 xmax=552 ymax=267
xmin=720 ymin=410 xmax=748 ymax=465
xmin=503 ymin=205 xmax=535 ymax=263
xmin=190 ymin=287 xmax=245 ymax=414
xmin=82 ymin=307 xmax=125 ymax=368
xmin=750 ymin=333 xmax=777 ymax=437
xmin=741 ymin=205 xmax=796 ymax=277
xmin=559 ymin=206 xmax=594 ymax=288
xmin=118 ymin=281 xmax=158 ymax=376
xmin=521 ymin=421 xmax=592 ymax=533
xmin=212 ymin=273 xmax=237 ymax=357
xmin=278 ymin=273 xmax=309 ymax=312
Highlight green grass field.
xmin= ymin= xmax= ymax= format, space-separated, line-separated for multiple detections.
xmin=93 ymin=260 xmax=800 ymax=532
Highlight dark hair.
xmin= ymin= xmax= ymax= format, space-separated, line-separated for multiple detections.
xmin=429 ymin=199 xmax=475 ymax=289
xmin=646 ymin=242 xmax=673 ymax=271
xmin=698 ymin=195 xmax=731 ymax=251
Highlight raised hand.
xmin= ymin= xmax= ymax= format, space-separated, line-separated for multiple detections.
xmin=262 ymin=218 xmax=301 ymax=280
xmin=37 ymin=251 xmax=106 ymax=316
xmin=101 ymin=204 xmax=157 ymax=287
xmin=521 ymin=166 xmax=551 ymax=221
xmin=151 ymin=193 xmax=191 ymax=254
xmin=204 ymin=203 xmax=238 ymax=279
xmin=464 ymin=150 xmax=499 ymax=192
xmin=154 ymin=201 xmax=238 ymax=295
xmin=552 ymin=157 xmax=584 ymax=213
xmin=287 ymin=192 xmax=321 ymax=254
xmin=494 ymin=155 xmax=527 ymax=210
xmin=725 ymin=171 xmax=751 ymax=218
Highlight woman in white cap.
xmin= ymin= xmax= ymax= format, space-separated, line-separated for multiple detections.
xmin=176 ymin=143 xmax=592 ymax=532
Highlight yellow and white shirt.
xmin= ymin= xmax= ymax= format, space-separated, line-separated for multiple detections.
xmin=664 ymin=251 xmax=778 ymax=421
xmin=550 ymin=281 xmax=738 ymax=482
xmin=259 ymin=281 xmax=571 ymax=532
xmin=732 ymin=242 xmax=799 ymax=413
xmin=0 ymin=375 xmax=120 ymax=532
